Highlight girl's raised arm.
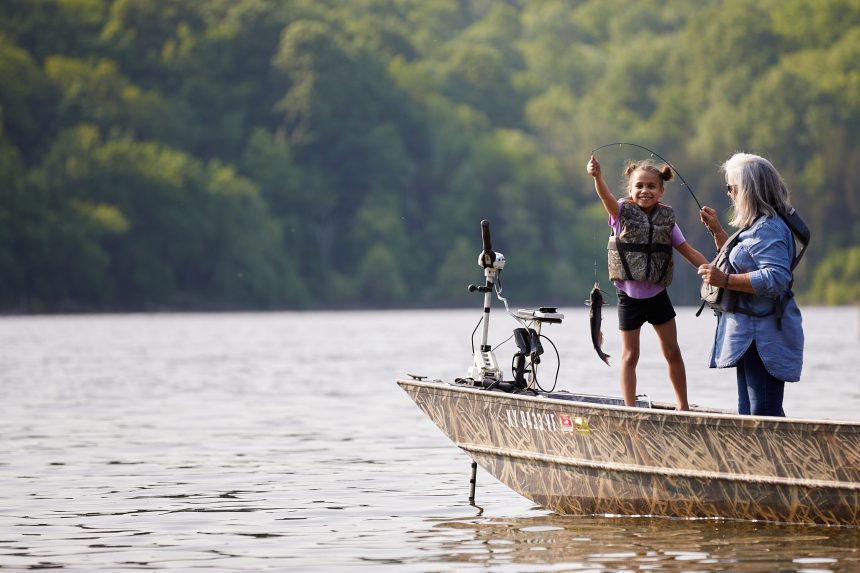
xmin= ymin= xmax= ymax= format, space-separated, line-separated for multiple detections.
xmin=587 ymin=155 xmax=620 ymax=219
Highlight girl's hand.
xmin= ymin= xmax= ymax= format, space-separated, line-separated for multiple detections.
xmin=586 ymin=155 xmax=601 ymax=178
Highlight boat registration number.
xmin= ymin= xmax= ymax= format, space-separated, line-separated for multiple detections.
xmin=504 ymin=408 xmax=591 ymax=435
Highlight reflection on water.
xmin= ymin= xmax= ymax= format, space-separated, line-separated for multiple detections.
xmin=426 ymin=513 xmax=859 ymax=571
xmin=0 ymin=309 xmax=858 ymax=571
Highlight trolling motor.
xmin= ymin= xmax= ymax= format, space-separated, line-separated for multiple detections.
xmin=462 ymin=219 xmax=564 ymax=507
xmin=464 ymin=220 xmax=563 ymax=392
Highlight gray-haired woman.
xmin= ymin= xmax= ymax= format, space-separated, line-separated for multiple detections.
xmin=698 ymin=152 xmax=804 ymax=417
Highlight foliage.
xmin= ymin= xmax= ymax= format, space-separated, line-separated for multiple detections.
xmin=0 ymin=0 xmax=857 ymax=311
xmin=805 ymin=246 xmax=860 ymax=305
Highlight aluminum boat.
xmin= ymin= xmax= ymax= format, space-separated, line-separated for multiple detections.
xmin=398 ymin=377 xmax=860 ymax=526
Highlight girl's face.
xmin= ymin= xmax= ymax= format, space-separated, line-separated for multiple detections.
xmin=628 ymin=169 xmax=664 ymax=212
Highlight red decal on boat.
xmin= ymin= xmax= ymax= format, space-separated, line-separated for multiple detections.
xmin=560 ymin=415 xmax=573 ymax=432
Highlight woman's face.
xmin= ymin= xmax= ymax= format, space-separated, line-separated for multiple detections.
xmin=726 ymin=181 xmax=739 ymax=204
xmin=628 ymin=169 xmax=664 ymax=212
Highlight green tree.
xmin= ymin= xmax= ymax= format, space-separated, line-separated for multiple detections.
xmin=45 ymin=55 xmax=172 ymax=141
xmin=0 ymin=0 xmax=108 ymax=61
xmin=0 ymin=38 xmax=59 ymax=158
xmin=806 ymin=247 xmax=860 ymax=305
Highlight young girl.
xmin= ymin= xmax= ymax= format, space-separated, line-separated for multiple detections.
xmin=587 ymin=155 xmax=709 ymax=410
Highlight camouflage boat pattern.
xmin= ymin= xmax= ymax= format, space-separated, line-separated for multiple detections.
xmin=398 ymin=378 xmax=860 ymax=526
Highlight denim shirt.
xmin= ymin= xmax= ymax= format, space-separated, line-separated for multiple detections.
xmin=708 ymin=216 xmax=804 ymax=381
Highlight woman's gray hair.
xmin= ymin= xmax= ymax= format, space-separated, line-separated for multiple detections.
xmin=721 ymin=152 xmax=792 ymax=228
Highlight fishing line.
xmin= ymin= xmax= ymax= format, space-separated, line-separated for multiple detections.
xmin=591 ymin=142 xmax=703 ymax=211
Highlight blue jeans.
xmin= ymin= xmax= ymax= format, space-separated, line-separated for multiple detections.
xmin=737 ymin=342 xmax=785 ymax=417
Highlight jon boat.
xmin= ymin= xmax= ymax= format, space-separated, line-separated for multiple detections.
xmin=398 ymin=221 xmax=860 ymax=526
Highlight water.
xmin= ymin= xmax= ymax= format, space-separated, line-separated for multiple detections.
xmin=1 ymin=307 xmax=858 ymax=571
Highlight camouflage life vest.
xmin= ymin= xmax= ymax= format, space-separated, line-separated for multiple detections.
xmin=608 ymin=201 xmax=675 ymax=287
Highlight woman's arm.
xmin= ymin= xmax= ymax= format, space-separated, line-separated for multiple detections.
xmin=697 ymin=264 xmax=757 ymax=294
xmin=741 ymin=221 xmax=794 ymax=297
xmin=697 ymin=221 xmax=791 ymax=295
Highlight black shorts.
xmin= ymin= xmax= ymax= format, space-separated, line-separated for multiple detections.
xmin=616 ymin=288 xmax=676 ymax=331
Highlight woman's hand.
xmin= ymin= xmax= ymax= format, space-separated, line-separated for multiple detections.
xmin=697 ymin=263 xmax=726 ymax=287
xmin=586 ymin=155 xmax=601 ymax=179
xmin=699 ymin=206 xmax=723 ymax=235
xmin=700 ymin=205 xmax=728 ymax=248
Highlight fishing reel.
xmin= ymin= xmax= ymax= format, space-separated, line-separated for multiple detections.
xmin=510 ymin=308 xmax=562 ymax=389
xmin=462 ymin=220 xmax=563 ymax=392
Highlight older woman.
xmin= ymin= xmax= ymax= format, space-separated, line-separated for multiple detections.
xmin=698 ymin=153 xmax=804 ymax=417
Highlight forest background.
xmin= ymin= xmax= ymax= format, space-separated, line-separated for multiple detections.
xmin=1 ymin=0 xmax=858 ymax=312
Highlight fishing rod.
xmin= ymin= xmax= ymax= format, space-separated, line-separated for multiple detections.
xmin=591 ymin=142 xmax=703 ymax=211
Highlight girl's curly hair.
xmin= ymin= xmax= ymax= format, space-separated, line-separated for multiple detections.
xmin=623 ymin=159 xmax=673 ymax=183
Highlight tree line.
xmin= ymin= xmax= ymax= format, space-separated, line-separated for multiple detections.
xmin=1 ymin=0 xmax=858 ymax=312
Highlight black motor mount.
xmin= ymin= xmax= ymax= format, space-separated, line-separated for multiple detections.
xmin=512 ymin=327 xmax=543 ymax=389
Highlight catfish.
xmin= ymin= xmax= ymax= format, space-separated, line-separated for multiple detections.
xmin=586 ymin=282 xmax=611 ymax=366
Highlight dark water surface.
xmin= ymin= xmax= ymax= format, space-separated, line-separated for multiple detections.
xmin=1 ymin=308 xmax=858 ymax=571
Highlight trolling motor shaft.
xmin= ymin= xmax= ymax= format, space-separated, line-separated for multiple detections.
xmin=466 ymin=220 xmax=505 ymax=381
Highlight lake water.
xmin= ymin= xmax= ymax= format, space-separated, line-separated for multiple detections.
xmin=1 ymin=307 xmax=859 ymax=571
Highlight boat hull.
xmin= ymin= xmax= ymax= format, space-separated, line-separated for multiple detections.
xmin=398 ymin=379 xmax=860 ymax=526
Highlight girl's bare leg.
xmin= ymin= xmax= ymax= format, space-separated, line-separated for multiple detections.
xmin=652 ymin=318 xmax=690 ymax=411
xmin=619 ymin=329 xmax=641 ymax=406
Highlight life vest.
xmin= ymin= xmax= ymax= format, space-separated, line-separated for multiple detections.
xmin=608 ymin=201 xmax=675 ymax=287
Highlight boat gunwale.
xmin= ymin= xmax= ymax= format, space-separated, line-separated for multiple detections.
xmin=397 ymin=378 xmax=860 ymax=431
